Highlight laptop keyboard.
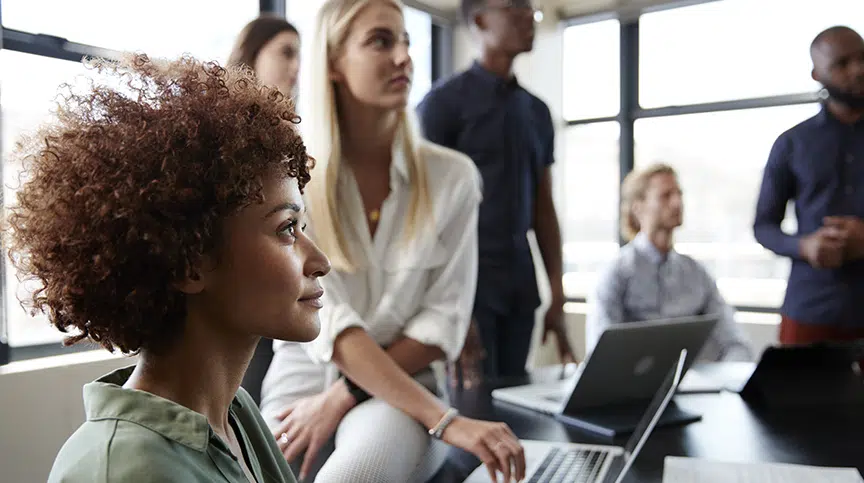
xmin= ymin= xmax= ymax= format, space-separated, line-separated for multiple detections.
xmin=528 ymin=448 xmax=608 ymax=483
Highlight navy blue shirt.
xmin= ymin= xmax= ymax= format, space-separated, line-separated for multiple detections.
xmin=417 ymin=61 xmax=555 ymax=313
xmin=754 ymin=107 xmax=864 ymax=326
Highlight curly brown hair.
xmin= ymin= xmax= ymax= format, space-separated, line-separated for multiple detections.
xmin=6 ymin=53 xmax=312 ymax=354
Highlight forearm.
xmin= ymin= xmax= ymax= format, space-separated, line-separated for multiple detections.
xmin=386 ymin=336 xmax=445 ymax=376
xmin=331 ymin=327 xmax=446 ymax=429
xmin=535 ymin=209 xmax=564 ymax=298
xmin=754 ymin=222 xmax=802 ymax=259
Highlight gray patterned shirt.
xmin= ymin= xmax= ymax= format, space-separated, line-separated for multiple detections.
xmin=586 ymin=233 xmax=753 ymax=362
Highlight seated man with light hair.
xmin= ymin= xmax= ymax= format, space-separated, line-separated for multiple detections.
xmin=586 ymin=163 xmax=753 ymax=362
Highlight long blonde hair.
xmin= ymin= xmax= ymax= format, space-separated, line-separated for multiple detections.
xmin=619 ymin=163 xmax=677 ymax=241
xmin=301 ymin=0 xmax=431 ymax=273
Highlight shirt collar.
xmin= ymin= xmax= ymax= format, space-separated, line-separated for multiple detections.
xmin=469 ymin=60 xmax=520 ymax=91
xmin=632 ymin=232 xmax=674 ymax=264
xmin=817 ymin=105 xmax=837 ymax=126
xmin=817 ymin=103 xmax=864 ymax=128
xmin=83 ymin=365 xmax=244 ymax=453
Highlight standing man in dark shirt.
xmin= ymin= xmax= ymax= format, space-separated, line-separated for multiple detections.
xmin=417 ymin=0 xmax=575 ymax=382
xmin=754 ymin=25 xmax=864 ymax=345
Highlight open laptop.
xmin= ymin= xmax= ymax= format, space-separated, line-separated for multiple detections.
xmin=491 ymin=315 xmax=718 ymax=436
xmin=465 ymin=349 xmax=689 ymax=483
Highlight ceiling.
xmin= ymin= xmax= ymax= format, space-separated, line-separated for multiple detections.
xmin=413 ymin=0 xmax=711 ymax=21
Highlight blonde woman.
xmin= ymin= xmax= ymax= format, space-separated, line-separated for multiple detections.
xmin=260 ymin=1 xmax=526 ymax=482
xmin=586 ymin=164 xmax=752 ymax=363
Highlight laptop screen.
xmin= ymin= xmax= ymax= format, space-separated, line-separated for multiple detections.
xmin=613 ymin=349 xmax=688 ymax=482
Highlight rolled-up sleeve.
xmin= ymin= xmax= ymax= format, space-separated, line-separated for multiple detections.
xmin=586 ymin=262 xmax=626 ymax=354
xmin=401 ymin=169 xmax=482 ymax=362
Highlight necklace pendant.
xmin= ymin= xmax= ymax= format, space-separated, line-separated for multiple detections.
xmin=369 ymin=209 xmax=380 ymax=222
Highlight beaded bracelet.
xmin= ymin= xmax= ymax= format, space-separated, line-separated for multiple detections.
xmin=428 ymin=408 xmax=459 ymax=439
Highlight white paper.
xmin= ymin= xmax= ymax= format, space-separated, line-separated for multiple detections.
xmin=663 ymin=456 xmax=864 ymax=483
xmin=677 ymin=370 xmax=723 ymax=393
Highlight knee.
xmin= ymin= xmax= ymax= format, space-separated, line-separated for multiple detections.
xmin=315 ymin=448 xmax=419 ymax=483
xmin=314 ymin=456 xmax=398 ymax=483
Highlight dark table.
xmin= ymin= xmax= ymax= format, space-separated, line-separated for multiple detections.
xmin=430 ymin=363 xmax=864 ymax=482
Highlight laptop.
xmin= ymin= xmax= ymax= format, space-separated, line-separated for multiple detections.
xmin=465 ymin=349 xmax=689 ymax=483
xmin=491 ymin=315 xmax=718 ymax=436
xmin=740 ymin=341 xmax=864 ymax=408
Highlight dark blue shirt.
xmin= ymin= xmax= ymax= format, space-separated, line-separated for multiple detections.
xmin=416 ymin=61 xmax=555 ymax=313
xmin=754 ymin=107 xmax=864 ymax=326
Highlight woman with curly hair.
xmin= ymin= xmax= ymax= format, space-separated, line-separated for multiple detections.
xmin=227 ymin=14 xmax=306 ymax=405
xmin=7 ymin=53 xmax=330 ymax=483
xmin=259 ymin=1 xmax=525 ymax=482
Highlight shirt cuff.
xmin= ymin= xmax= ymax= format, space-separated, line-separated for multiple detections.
xmin=401 ymin=311 xmax=464 ymax=363
xmin=302 ymin=304 xmax=370 ymax=364
xmin=777 ymin=234 xmax=803 ymax=259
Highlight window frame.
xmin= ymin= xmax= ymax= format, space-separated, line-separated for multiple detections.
xmin=559 ymin=7 xmax=829 ymax=313
xmin=0 ymin=1 xmax=451 ymax=364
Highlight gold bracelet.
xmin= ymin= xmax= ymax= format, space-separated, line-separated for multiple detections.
xmin=428 ymin=408 xmax=459 ymax=439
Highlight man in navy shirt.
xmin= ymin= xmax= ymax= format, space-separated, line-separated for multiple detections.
xmin=754 ymin=26 xmax=864 ymax=344
xmin=417 ymin=0 xmax=574 ymax=382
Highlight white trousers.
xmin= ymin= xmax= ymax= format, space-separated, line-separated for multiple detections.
xmin=260 ymin=343 xmax=449 ymax=483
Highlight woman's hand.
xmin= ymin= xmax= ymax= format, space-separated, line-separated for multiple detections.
xmin=272 ymin=381 xmax=356 ymax=480
xmin=442 ymin=416 xmax=526 ymax=482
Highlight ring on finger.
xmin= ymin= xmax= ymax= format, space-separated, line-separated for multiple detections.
xmin=279 ymin=432 xmax=290 ymax=445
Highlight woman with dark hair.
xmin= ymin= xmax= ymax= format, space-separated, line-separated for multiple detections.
xmin=229 ymin=14 xmax=301 ymax=96
xmin=8 ymin=53 xmax=330 ymax=482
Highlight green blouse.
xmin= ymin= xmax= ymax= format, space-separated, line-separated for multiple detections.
xmin=48 ymin=366 xmax=297 ymax=483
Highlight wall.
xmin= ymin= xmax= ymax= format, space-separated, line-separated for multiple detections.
xmin=0 ymin=351 xmax=137 ymax=483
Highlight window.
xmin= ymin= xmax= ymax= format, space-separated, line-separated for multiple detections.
xmin=1 ymin=52 xmax=91 ymax=346
xmin=559 ymin=122 xmax=620 ymax=299
xmin=2 ymin=0 xmax=258 ymax=63
xmin=639 ymin=0 xmax=864 ymax=108
xmin=634 ymin=103 xmax=822 ymax=308
xmin=404 ymin=6 xmax=433 ymax=107
xmin=560 ymin=18 xmax=621 ymax=299
xmin=285 ymin=0 xmax=322 ymax=46
xmin=1 ymin=1 xmax=259 ymax=352
xmin=562 ymin=19 xmax=620 ymax=121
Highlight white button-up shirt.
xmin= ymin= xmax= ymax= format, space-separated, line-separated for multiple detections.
xmin=270 ymin=139 xmax=481 ymax=390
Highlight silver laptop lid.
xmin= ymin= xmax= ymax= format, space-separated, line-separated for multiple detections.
xmin=563 ymin=314 xmax=718 ymax=413
xmin=608 ymin=348 xmax=688 ymax=483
